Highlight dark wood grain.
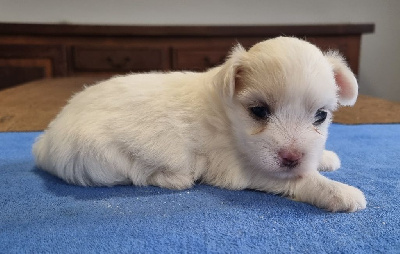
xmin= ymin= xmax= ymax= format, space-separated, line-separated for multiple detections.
xmin=0 ymin=44 xmax=67 ymax=89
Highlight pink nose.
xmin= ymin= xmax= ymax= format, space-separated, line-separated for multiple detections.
xmin=278 ymin=149 xmax=303 ymax=168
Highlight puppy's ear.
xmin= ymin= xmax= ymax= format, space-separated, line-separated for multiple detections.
xmin=216 ymin=44 xmax=247 ymax=99
xmin=325 ymin=51 xmax=358 ymax=106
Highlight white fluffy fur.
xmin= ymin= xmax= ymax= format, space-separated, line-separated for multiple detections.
xmin=33 ymin=37 xmax=366 ymax=212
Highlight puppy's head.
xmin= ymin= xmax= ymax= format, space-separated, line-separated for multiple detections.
xmin=216 ymin=37 xmax=358 ymax=178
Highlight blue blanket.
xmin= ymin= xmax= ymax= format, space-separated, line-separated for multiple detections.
xmin=1 ymin=124 xmax=399 ymax=253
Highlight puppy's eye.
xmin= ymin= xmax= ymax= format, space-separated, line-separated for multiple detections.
xmin=313 ymin=109 xmax=328 ymax=125
xmin=249 ymin=106 xmax=271 ymax=120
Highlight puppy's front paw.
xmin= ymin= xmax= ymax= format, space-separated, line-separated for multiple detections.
xmin=321 ymin=182 xmax=367 ymax=212
xmin=294 ymin=174 xmax=366 ymax=212
xmin=318 ymin=150 xmax=341 ymax=172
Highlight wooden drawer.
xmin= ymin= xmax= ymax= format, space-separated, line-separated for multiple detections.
xmin=172 ymin=48 xmax=229 ymax=71
xmin=0 ymin=59 xmax=51 ymax=89
xmin=0 ymin=44 xmax=66 ymax=89
xmin=72 ymin=46 xmax=167 ymax=72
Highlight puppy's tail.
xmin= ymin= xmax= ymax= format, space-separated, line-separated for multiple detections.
xmin=32 ymin=133 xmax=48 ymax=170
xmin=32 ymin=131 xmax=132 ymax=187
xmin=32 ymin=132 xmax=78 ymax=184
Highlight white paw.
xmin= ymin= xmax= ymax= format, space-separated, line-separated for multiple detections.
xmin=321 ymin=182 xmax=367 ymax=212
xmin=318 ymin=150 xmax=341 ymax=172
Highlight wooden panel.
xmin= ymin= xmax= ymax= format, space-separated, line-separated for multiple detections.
xmin=72 ymin=46 xmax=168 ymax=72
xmin=306 ymin=36 xmax=361 ymax=74
xmin=173 ymin=48 xmax=229 ymax=71
xmin=0 ymin=54 xmax=59 ymax=89
xmin=0 ymin=63 xmax=47 ymax=89
xmin=0 ymin=45 xmax=66 ymax=76
xmin=0 ymin=59 xmax=52 ymax=75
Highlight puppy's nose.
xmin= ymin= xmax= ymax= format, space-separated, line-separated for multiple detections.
xmin=278 ymin=149 xmax=303 ymax=168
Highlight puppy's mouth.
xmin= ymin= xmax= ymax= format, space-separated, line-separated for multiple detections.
xmin=279 ymin=160 xmax=300 ymax=169
xmin=280 ymin=164 xmax=302 ymax=175
xmin=253 ymin=156 xmax=305 ymax=180
xmin=269 ymin=157 xmax=305 ymax=179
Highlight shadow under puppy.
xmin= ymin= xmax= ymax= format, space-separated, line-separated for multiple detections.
xmin=33 ymin=37 xmax=366 ymax=212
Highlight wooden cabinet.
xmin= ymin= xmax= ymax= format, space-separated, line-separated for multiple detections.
xmin=0 ymin=44 xmax=66 ymax=89
xmin=0 ymin=23 xmax=374 ymax=89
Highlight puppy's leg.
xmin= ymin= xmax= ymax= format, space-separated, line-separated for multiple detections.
xmin=318 ymin=150 xmax=341 ymax=172
xmin=251 ymin=171 xmax=366 ymax=212
xmin=147 ymin=169 xmax=194 ymax=190
xmin=291 ymin=172 xmax=366 ymax=212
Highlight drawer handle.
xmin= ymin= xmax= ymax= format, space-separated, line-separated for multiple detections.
xmin=106 ymin=56 xmax=131 ymax=69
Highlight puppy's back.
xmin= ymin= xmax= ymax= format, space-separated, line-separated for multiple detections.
xmin=32 ymin=71 xmax=209 ymax=186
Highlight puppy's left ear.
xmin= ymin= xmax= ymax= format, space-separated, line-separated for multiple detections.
xmin=216 ymin=44 xmax=247 ymax=99
xmin=325 ymin=51 xmax=358 ymax=106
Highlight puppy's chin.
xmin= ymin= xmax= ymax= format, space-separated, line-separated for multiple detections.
xmin=267 ymin=164 xmax=314 ymax=179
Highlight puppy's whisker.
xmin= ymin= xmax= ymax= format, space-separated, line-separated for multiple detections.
xmin=313 ymin=126 xmax=324 ymax=136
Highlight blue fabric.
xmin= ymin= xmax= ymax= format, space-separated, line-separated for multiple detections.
xmin=1 ymin=124 xmax=399 ymax=253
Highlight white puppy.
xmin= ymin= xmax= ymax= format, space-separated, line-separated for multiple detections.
xmin=33 ymin=37 xmax=366 ymax=212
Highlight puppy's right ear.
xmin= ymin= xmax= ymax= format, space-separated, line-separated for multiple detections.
xmin=325 ymin=51 xmax=358 ymax=106
xmin=215 ymin=44 xmax=247 ymax=99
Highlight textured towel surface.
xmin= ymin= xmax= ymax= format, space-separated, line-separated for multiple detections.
xmin=1 ymin=124 xmax=399 ymax=253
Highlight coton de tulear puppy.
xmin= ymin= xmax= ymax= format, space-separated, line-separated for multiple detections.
xmin=33 ymin=37 xmax=366 ymax=212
